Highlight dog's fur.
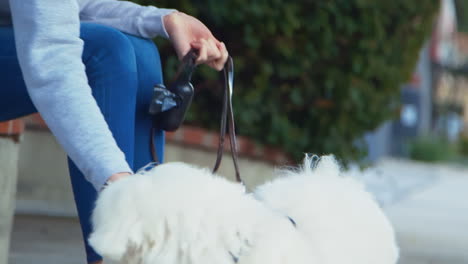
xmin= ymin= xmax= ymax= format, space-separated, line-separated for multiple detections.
xmin=89 ymin=155 xmax=398 ymax=264
xmin=254 ymin=156 xmax=399 ymax=264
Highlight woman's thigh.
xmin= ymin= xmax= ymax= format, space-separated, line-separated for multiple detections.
xmin=0 ymin=25 xmax=165 ymax=167
xmin=0 ymin=27 xmax=37 ymax=121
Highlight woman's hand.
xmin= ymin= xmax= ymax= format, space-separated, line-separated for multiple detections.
xmin=107 ymin=172 xmax=132 ymax=182
xmin=163 ymin=12 xmax=228 ymax=71
xmin=99 ymin=172 xmax=131 ymax=192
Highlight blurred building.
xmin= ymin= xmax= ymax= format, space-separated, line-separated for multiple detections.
xmin=432 ymin=0 xmax=468 ymax=138
xmin=366 ymin=0 xmax=468 ymax=160
xmin=365 ymin=43 xmax=433 ymax=160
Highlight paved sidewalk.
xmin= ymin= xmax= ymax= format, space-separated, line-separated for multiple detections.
xmin=8 ymin=215 xmax=85 ymax=264
xmin=352 ymin=159 xmax=468 ymax=264
xmin=8 ymin=158 xmax=468 ymax=264
xmin=384 ymin=162 xmax=468 ymax=264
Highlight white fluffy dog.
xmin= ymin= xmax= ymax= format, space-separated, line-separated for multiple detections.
xmin=89 ymin=155 xmax=399 ymax=264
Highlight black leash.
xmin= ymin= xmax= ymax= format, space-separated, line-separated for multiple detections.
xmin=150 ymin=52 xmax=243 ymax=184
xmin=212 ymin=56 xmax=242 ymax=184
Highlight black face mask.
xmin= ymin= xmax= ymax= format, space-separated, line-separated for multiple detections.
xmin=149 ymin=50 xmax=197 ymax=132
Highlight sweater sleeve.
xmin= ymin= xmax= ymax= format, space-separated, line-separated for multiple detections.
xmin=77 ymin=0 xmax=176 ymax=39
xmin=9 ymin=0 xmax=133 ymax=190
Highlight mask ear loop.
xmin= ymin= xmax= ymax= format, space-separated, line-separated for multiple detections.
xmin=212 ymin=56 xmax=243 ymax=185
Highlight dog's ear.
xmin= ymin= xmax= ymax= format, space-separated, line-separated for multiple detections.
xmin=88 ymin=176 xmax=145 ymax=261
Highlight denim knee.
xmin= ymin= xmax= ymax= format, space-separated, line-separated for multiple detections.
xmin=80 ymin=23 xmax=138 ymax=75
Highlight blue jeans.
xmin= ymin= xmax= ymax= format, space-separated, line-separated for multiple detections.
xmin=0 ymin=23 xmax=165 ymax=263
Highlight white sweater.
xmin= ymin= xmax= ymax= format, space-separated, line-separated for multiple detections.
xmin=2 ymin=0 xmax=175 ymax=190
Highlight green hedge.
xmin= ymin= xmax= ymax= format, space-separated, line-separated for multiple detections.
xmin=134 ymin=0 xmax=439 ymax=163
xmin=408 ymin=136 xmax=459 ymax=162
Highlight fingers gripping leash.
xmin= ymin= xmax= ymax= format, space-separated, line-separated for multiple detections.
xmin=149 ymin=50 xmax=243 ymax=184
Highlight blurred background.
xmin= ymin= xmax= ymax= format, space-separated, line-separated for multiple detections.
xmin=0 ymin=0 xmax=467 ymax=263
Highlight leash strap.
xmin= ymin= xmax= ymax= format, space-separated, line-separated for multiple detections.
xmin=212 ymin=56 xmax=242 ymax=183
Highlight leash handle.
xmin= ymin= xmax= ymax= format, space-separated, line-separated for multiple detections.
xmin=173 ymin=49 xmax=198 ymax=83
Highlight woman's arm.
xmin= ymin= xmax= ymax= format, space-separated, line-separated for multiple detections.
xmin=77 ymin=0 xmax=229 ymax=70
xmin=9 ymin=0 xmax=132 ymax=190
xmin=77 ymin=0 xmax=176 ymax=39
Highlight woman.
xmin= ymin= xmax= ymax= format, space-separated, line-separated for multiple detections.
xmin=0 ymin=0 xmax=228 ymax=263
